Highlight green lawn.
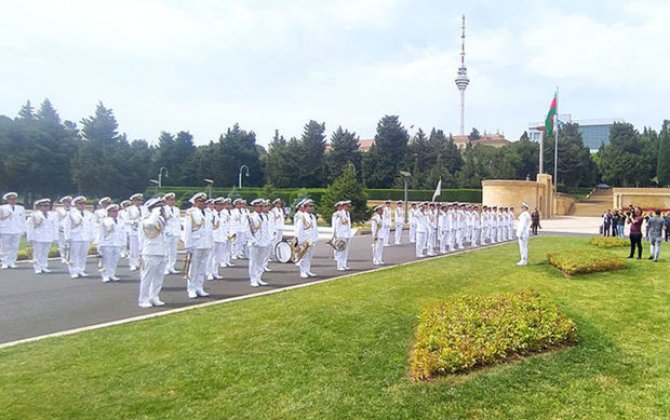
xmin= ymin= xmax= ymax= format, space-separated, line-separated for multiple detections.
xmin=2 ymin=237 xmax=670 ymax=419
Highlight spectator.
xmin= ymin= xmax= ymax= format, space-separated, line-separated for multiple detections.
xmin=602 ymin=210 xmax=612 ymax=237
xmin=647 ymin=209 xmax=665 ymax=262
xmin=627 ymin=206 xmax=644 ymax=259
xmin=611 ymin=210 xmax=620 ymax=237
xmin=530 ymin=207 xmax=541 ymax=236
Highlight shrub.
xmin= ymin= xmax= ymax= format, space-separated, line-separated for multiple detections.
xmin=588 ymin=237 xmax=629 ymax=248
xmin=410 ymin=290 xmax=577 ymax=380
xmin=547 ymin=252 xmax=626 ymax=276
xmin=365 ymin=188 xmax=482 ymax=203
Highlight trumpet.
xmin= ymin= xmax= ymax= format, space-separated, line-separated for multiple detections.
xmin=228 ymin=233 xmax=237 ymax=243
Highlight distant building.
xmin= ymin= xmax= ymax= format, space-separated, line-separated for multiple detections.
xmin=451 ymin=133 xmax=511 ymax=150
xmin=528 ymin=114 xmax=618 ymax=153
xmin=324 ymin=138 xmax=375 ymax=153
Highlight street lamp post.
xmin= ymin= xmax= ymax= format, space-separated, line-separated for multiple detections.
xmin=239 ymin=165 xmax=249 ymax=189
xmin=158 ymin=167 xmax=169 ymax=188
xmin=149 ymin=179 xmax=159 ymax=194
xmin=399 ymin=171 xmax=412 ymax=224
xmin=204 ymin=178 xmax=214 ymax=198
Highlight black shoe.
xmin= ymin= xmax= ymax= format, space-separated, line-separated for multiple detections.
xmin=627 ymin=256 xmax=633 ymax=259
xmin=637 ymin=257 xmax=642 ymax=260
xmin=648 ymin=256 xmax=654 ymax=260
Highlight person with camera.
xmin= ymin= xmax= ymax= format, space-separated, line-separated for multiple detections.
xmin=627 ymin=206 xmax=644 ymax=259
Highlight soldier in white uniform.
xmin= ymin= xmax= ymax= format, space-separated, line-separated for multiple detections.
xmin=270 ymin=198 xmax=285 ymax=259
xmin=261 ymin=200 xmax=274 ymax=272
xmin=126 ymin=193 xmax=146 ymax=271
xmin=0 ymin=192 xmax=26 ymax=269
xmin=248 ymin=198 xmax=271 ymax=287
xmin=516 ymin=202 xmax=532 ymax=266
xmin=98 ymin=204 xmax=126 ymax=282
xmin=408 ymin=202 xmax=417 ymax=243
xmin=26 ymin=198 xmax=58 ymax=273
xmin=55 ymin=196 xmax=73 ymax=263
xmin=480 ymin=206 xmax=489 ymax=245
xmin=382 ymin=200 xmax=392 ymax=246
xmin=118 ymin=200 xmax=132 ymax=258
xmin=394 ymin=200 xmax=404 ymax=245
xmin=205 ymin=199 xmax=222 ymax=281
xmin=294 ymin=199 xmax=318 ymax=279
xmin=490 ymin=206 xmax=498 ymax=244
xmin=138 ymin=197 xmax=168 ymax=308
xmin=370 ymin=204 xmax=386 ymax=262
xmin=446 ymin=203 xmax=457 ymax=252
xmin=230 ymin=199 xmax=242 ymax=260
xmin=472 ymin=205 xmax=481 ymax=247
xmin=182 ymin=192 xmax=213 ymax=299
xmin=371 ymin=205 xmax=386 ymax=265
xmin=220 ymin=198 xmax=235 ymax=268
xmin=414 ymin=202 xmax=429 ymax=257
xmin=65 ymin=196 xmax=95 ymax=278
xmin=209 ymin=197 xmax=227 ymax=280
xmin=438 ymin=203 xmax=448 ymax=254
xmin=162 ymin=193 xmax=182 ymax=275
xmin=333 ymin=200 xmax=352 ymax=271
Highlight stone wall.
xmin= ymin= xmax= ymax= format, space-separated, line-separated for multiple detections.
xmin=613 ymin=188 xmax=670 ymax=210
xmin=482 ymin=174 xmax=554 ymax=218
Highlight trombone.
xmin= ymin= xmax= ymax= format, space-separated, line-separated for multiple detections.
xmin=182 ymin=251 xmax=192 ymax=280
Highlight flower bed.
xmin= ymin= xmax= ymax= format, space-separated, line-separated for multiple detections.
xmin=410 ymin=291 xmax=577 ymax=380
xmin=588 ymin=237 xmax=629 ymax=249
xmin=548 ymin=251 xmax=626 ymax=276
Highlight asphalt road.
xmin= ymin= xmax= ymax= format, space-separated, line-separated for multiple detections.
xmin=0 ymin=233 xmax=512 ymax=345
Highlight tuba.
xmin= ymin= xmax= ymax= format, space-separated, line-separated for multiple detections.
xmin=291 ymin=239 xmax=312 ymax=264
xmin=325 ymin=237 xmax=346 ymax=251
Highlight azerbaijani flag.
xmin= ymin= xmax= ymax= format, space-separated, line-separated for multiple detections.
xmin=545 ymin=91 xmax=558 ymax=138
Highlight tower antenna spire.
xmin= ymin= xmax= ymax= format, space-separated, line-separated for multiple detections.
xmin=455 ymin=14 xmax=470 ymax=136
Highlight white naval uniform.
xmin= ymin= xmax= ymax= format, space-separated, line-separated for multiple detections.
xmin=211 ymin=209 xmax=228 ymax=274
xmin=333 ymin=209 xmax=351 ymax=270
xmin=26 ymin=209 xmax=58 ymax=273
xmin=480 ymin=211 xmax=489 ymax=245
xmin=409 ymin=207 xmax=417 ymax=243
xmin=248 ymin=211 xmax=271 ymax=286
xmin=205 ymin=208 xmax=220 ymax=279
xmin=0 ymin=203 xmax=26 ymax=268
xmin=138 ymin=208 xmax=168 ymax=305
xmin=55 ymin=205 xmax=71 ymax=261
xmin=65 ymin=209 xmax=95 ymax=277
xmin=182 ymin=207 xmax=213 ymax=297
xmin=414 ymin=209 xmax=429 ymax=257
xmin=98 ymin=215 xmax=126 ymax=281
xmin=270 ymin=206 xmax=285 ymax=257
xmin=394 ymin=206 xmax=404 ymax=244
xmin=371 ymin=213 xmax=385 ymax=265
xmin=294 ymin=210 xmax=318 ymax=277
xmin=164 ymin=204 xmax=181 ymax=273
xmin=126 ymin=205 xmax=146 ymax=270
xmin=447 ymin=209 xmax=456 ymax=252
xmin=472 ymin=211 xmax=481 ymax=247
xmin=438 ymin=210 xmax=448 ymax=254
xmin=516 ymin=209 xmax=531 ymax=265
xmin=427 ymin=209 xmax=437 ymax=256
xmin=382 ymin=206 xmax=392 ymax=246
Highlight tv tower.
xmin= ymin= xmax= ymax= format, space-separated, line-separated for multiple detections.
xmin=454 ymin=14 xmax=470 ymax=136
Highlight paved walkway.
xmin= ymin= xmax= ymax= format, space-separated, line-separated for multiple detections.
xmin=0 ymin=217 xmax=603 ymax=346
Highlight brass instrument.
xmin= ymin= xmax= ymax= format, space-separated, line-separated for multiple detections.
xmin=325 ymin=237 xmax=346 ymax=251
xmin=291 ymin=239 xmax=312 ymax=264
xmin=228 ymin=233 xmax=237 ymax=243
xmin=182 ymin=251 xmax=192 ymax=280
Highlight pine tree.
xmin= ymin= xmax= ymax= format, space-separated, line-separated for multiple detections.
xmin=657 ymin=121 xmax=670 ymax=186
xmin=319 ymin=164 xmax=370 ymax=225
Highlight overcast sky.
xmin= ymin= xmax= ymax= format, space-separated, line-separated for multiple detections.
xmin=1 ymin=0 xmax=669 ymax=146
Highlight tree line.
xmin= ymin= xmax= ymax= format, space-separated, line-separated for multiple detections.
xmin=0 ymin=99 xmax=668 ymax=202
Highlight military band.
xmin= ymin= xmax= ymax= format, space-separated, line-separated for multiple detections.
xmin=1 ymin=189 xmax=525 ymax=308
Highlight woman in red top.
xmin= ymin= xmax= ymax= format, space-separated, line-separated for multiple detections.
xmin=627 ymin=206 xmax=644 ymax=259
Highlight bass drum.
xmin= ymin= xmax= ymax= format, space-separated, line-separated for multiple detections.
xmin=274 ymin=240 xmax=293 ymax=263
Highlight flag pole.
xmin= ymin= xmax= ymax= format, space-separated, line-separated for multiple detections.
xmin=554 ymin=86 xmax=559 ymax=192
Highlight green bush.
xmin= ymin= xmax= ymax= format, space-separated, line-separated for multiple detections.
xmin=410 ymin=290 xmax=577 ymax=380
xmin=365 ymin=188 xmax=482 ymax=203
xmin=547 ymin=251 xmax=627 ymax=276
xmin=588 ymin=236 xmax=629 ymax=248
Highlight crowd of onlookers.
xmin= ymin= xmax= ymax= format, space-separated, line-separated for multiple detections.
xmin=602 ymin=205 xmax=670 ymax=262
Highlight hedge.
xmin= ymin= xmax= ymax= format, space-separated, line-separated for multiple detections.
xmin=588 ymin=237 xmax=629 ymax=249
xmin=547 ymin=251 xmax=627 ymax=276
xmin=365 ymin=188 xmax=481 ymax=203
xmin=410 ymin=290 xmax=578 ymax=380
